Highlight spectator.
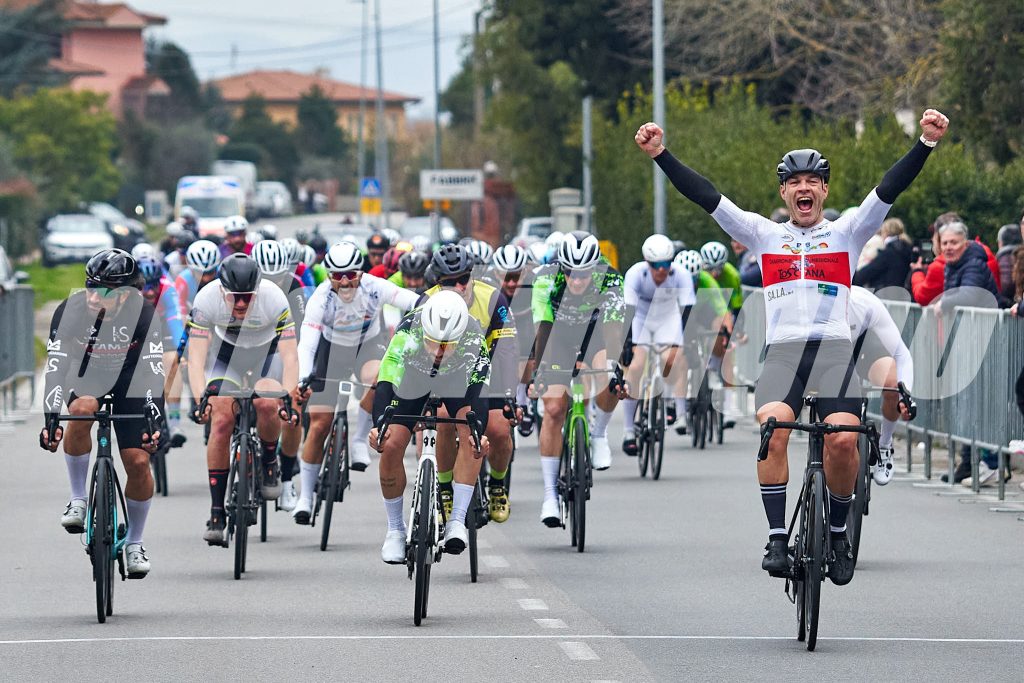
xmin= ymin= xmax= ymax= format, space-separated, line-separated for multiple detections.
xmin=853 ymin=217 xmax=913 ymax=293
xmin=730 ymin=239 xmax=761 ymax=287
xmin=910 ymin=214 xmax=1001 ymax=305
xmin=935 ymin=221 xmax=1000 ymax=313
xmin=995 ymin=223 xmax=1021 ymax=302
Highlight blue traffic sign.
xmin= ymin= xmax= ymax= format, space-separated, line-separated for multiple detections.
xmin=360 ymin=177 xmax=381 ymax=198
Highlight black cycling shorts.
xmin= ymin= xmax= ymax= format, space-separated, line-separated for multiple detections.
xmin=385 ymin=394 xmax=489 ymax=433
xmin=306 ymin=333 xmax=388 ymax=407
xmin=67 ymin=374 xmax=153 ymax=451
xmin=755 ymin=339 xmax=861 ymax=420
xmin=537 ymin=321 xmax=605 ymax=376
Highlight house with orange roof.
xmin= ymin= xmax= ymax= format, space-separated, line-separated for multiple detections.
xmin=209 ymin=69 xmax=420 ymax=140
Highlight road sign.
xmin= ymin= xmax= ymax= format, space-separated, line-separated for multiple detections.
xmin=419 ymin=170 xmax=484 ymax=201
xmin=360 ymin=177 xmax=381 ymax=198
xmin=360 ymin=197 xmax=381 ymax=215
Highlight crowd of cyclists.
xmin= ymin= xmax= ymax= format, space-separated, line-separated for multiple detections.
xmin=38 ymin=108 xmax=947 ymax=619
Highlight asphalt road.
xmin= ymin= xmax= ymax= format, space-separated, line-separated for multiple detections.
xmin=3 ymin=394 xmax=1024 ymax=682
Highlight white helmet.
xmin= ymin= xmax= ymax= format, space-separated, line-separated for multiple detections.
xmin=382 ymin=228 xmax=401 ymax=246
xmin=186 ymin=239 xmax=221 ymax=273
xmin=245 ymin=231 xmax=262 ymax=245
xmin=439 ymin=225 xmax=459 ymax=244
xmin=324 ymin=241 xmax=364 ymax=273
xmin=557 ymin=231 xmax=601 ymax=270
xmin=251 ymin=239 xmax=289 ymax=276
xmin=492 ymin=244 xmax=527 ymax=273
xmin=642 ymin=234 xmax=675 ymax=263
xmin=410 ymin=235 xmax=431 ymax=253
xmin=279 ymin=237 xmax=301 ymax=265
xmin=260 ymin=224 xmax=278 ymax=240
xmin=301 ymin=244 xmax=316 ymax=267
xmin=675 ymin=250 xmax=704 ymax=276
xmin=466 ymin=239 xmax=494 ymax=265
xmin=526 ymin=241 xmax=548 ymax=265
xmin=421 ymin=290 xmax=470 ymax=343
xmin=544 ymin=231 xmax=565 ymax=251
xmin=165 ymin=221 xmax=183 ymax=237
xmin=224 ymin=215 xmax=249 ymax=234
xmin=700 ymin=241 xmax=729 ymax=269
xmin=131 ymin=243 xmax=156 ymax=261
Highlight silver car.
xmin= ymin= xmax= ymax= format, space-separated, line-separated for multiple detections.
xmin=42 ymin=214 xmax=114 ymax=266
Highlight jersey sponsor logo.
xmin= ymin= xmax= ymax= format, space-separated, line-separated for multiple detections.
xmin=817 ymin=283 xmax=839 ymax=297
xmin=46 ymin=338 xmax=61 ymax=352
xmin=150 ymin=360 xmax=165 ymax=376
xmin=780 ymin=234 xmax=794 ymax=243
xmin=761 ymin=253 xmax=851 ymax=287
xmin=149 ymin=341 xmax=164 ymax=354
xmin=496 ymin=305 xmax=511 ymax=324
xmin=45 ymin=385 xmax=63 ymax=410
xmin=781 ymin=241 xmax=829 ymax=255
xmin=810 ymin=229 xmax=832 ymax=239
xmin=766 ymin=286 xmax=793 ymax=302
xmin=45 ymin=357 xmax=60 ymax=374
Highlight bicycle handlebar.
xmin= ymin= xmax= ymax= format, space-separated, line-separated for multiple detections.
xmin=191 ymin=381 xmax=299 ymax=425
xmin=756 ymin=416 xmax=878 ymax=462
xmin=532 ymin=364 xmax=622 ymax=398
xmin=375 ymin=404 xmax=484 ymax=453
xmin=297 ymin=374 xmax=375 ymax=397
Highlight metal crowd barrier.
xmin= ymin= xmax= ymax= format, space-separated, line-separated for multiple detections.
xmin=0 ymin=285 xmax=35 ymax=428
xmin=733 ymin=286 xmax=1024 ymax=506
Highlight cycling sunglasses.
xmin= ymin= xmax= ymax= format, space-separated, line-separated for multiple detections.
xmin=563 ymin=269 xmax=592 ymax=282
xmin=439 ymin=272 xmax=472 ymax=287
xmin=85 ymin=282 xmax=120 ymax=297
xmin=330 ymin=270 xmax=361 ymax=283
xmin=647 ymin=260 xmax=672 ymax=270
xmin=226 ymin=291 xmax=255 ymax=304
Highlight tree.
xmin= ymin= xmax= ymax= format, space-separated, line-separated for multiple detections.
xmin=0 ymin=88 xmax=120 ymax=214
xmin=145 ymin=40 xmax=203 ymax=120
xmin=939 ymin=0 xmax=1024 ymax=163
xmin=0 ymin=0 xmax=69 ymax=97
xmin=295 ymin=85 xmax=348 ymax=160
xmin=228 ymin=94 xmax=299 ymax=184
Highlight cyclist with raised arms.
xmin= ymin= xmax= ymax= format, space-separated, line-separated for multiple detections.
xmin=530 ymin=231 xmax=629 ymax=526
xmin=39 ymin=249 xmax=166 ymax=577
xmin=187 ymin=254 xmax=299 ymax=546
xmin=621 ymin=234 xmax=695 ymax=454
xmin=291 ymin=242 xmax=420 ymax=524
xmin=252 ymin=239 xmax=310 ymax=511
xmin=369 ymin=291 xmax=491 ymax=562
xmin=636 ymin=109 xmax=948 ymax=584
xmin=848 ymin=286 xmax=914 ymax=484
xmin=422 ymin=244 xmax=520 ymax=525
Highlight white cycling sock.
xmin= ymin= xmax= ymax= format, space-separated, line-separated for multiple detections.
xmin=384 ymin=495 xmax=405 ymax=531
xmin=540 ymin=455 xmax=560 ymax=502
xmin=65 ymin=452 xmax=90 ymax=501
xmin=880 ymin=418 xmax=895 ymax=449
xmin=592 ymin=405 xmax=613 ymax=439
xmin=126 ymin=497 xmax=151 ymax=545
xmin=622 ymin=398 xmax=637 ymax=433
xmin=450 ymin=482 xmax=474 ymax=526
xmin=355 ymin=406 xmax=373 ymax=444
xmin=517 ymin=383 xmax=529 ymax=406
xmin=299 ymin=459 xmax=319 ymax=502
xmin=675 ymin=398 xmax=687 ymax=416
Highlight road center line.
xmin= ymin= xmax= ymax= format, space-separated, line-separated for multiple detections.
xmin=517 ymin=598 xmax=549 ymax=611
xmin=535 ymin=618 xmax=568 ymax=629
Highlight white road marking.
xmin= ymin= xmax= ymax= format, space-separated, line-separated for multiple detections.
xmin=482 ymin=555 xmax=510 ymax=568
xmin=3 ymin=635 xmax=1024 ymax=646
xmin=517 ymin=598 xmax=549 ymax=611
xmin=535 ymin=618 xmax=568 ymax=629
xmin=559 ymin=641 xmax=599 ymax=660
xmin=500 ymin=578 xmax=528 ymax=590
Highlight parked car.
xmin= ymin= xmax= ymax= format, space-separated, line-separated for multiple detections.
xmin=253 ymin=181 xmax=293 ymax=218
xmin=400 ymin=215 xmax=456 ymax=242
xmin=312 ymin=222 xmax=377 ymax=249
xmin=42 ymin=214 xmax=113 ymax=266
xmin=87 ymin=202 xmax=146 ymax=251
xmin=515 ymin=216 xmax=553 ymax=241
xmin=0 ymin=245 xmax=28 ymax=287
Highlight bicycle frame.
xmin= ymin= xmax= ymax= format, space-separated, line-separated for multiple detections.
xmin=84 ymin=408 xmax=130 ymax=560
xmin=408 ymin=420 xmax=441 ymax=565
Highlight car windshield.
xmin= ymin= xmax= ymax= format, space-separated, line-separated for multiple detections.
xmin=528 ymin=222 xmax=553 ymax=238
xmin=50 ymin=216 xmax=105 ymax=232
xmin=89 ymin=203 xmax=126 ymax=222
xmin=181 ymin=197 xmax=240 ymax=218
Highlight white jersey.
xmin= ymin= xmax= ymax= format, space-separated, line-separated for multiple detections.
xmin=190 ymin=280 xmax=294 ymax=349
xmin=298 ymin=274 xmax=419 ymax=378
xmin=164 ymin=251 xmax=187 ymax=280
xmin=711 ymin=189 xmax=891 ymax=344
xmin=623 ymin=262 xmax=696 ymax=338
xmin=848 ymin=286 xmax=913 ymax=389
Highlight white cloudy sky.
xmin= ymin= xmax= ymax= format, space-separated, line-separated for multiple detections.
xmin=131 ymin=0 xmax=482 ymax=119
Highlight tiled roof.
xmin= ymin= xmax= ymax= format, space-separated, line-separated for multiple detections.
xmin=210 ymin=70 xmax=419 ymax=105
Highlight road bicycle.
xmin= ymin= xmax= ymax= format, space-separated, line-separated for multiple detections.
xmin=468 ymin=393 xmax=518 ymax=582
xmin=633 ymin=343 xmax=676 ymax=480
xmin=51 ymin=396 xmax=159 ymax=623
xmin=757 ymin=395 xmax=877 ymax=651
xmin=377 ymin=399 xmax=483 ymax=625
xmin=683 ymin=332 xmax=726 ymax=450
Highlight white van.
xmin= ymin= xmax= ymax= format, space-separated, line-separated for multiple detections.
xmin=175 ymin=175 xmax=246 ymax=239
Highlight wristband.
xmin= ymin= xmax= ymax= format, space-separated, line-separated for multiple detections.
xmin=919 ymin=135 xmax=938 ymax=148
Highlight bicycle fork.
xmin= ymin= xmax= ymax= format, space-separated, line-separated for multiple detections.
xmin=407 ymin=428 xmax=441 ymax=574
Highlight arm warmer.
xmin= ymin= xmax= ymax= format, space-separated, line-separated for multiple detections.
xmin=653 ymin=150 xmax=722 ymax=214
xmin=876 ymin=140 xmax=933 ymax=204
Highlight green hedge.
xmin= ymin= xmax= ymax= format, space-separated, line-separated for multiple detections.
xmin=594 ymin=83 xmax=1024 ymax=264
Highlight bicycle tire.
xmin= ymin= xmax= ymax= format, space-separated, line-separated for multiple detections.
xmin=468 ymin=477 xmax=483 ymax=583
xmin=233 ymin=441 xmax=249 ymax=580
xmin=413 ymin=459 xmax=435 ymax=626
xmin=705 ymin=406 xmax=715 ymax=447
xmin=92 ymin=463 xmax=112 ymax=623
xmin=803 ymin=470 xmax=826 ymax=651
xmin=152 ymin=451 xmax=168 ymax=497
xmin=560 ymin=431 xmax=575 ymax=547
xmin=337 ymin=419 xmax=350 ymax=503
xmin=320 ymin=424 xmax=342 ymax=551
xmin=651 ymin=396 xmax=665 ymax=480
xmin=848 ymin=435 xmax=869 ymax=568
xmin=573 ymin=416 xmax=588 ymax=553
xmin=260 ymin=498 xmax=267 ymax=543
xmin=716 ymin=407 xmax=724 ymax=445
xmin=637 ymin=391 xmax=650 ymax=478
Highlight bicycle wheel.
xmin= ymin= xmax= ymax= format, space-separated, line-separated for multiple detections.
xmin=260 ymin=498 xmax=267 ymax=543
xmin=413 ymin=460 xmax=435 ymax=626
xmin=468 ymin=477 xmax=483 ymax=583
xmin=151 ymin=451 xmax=168 ymax=497
xmin=320 ymin=425 xmax=342 ymax=551
xmin=560 ymin=433 xmax=575 ymax=547
xmin=91 ymin=463 xmax=113 ymax=623
xmin=848 ymin=435 xmax=870 ymax=568
xmin=336 ymin=420 xmax=350 ymax=503
xmin=573 ymin=417 xmax=588 ymax=553
xmin=716 ymin=407 xmax=724 ymax=445
xmin=802 ymin=471 xmax=827 ymax=651
xmin=651 ymin=397 xmax=666 ymax=480
xmin=636 ymin=391 xmax=650 ymax=478
xmin=233 ymin=442 xmax=249 ymax=580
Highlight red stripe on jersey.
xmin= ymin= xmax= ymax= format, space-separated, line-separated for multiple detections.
xmin=761 ymin=253 xmax=851 ymax=288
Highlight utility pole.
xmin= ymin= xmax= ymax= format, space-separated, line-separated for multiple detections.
xmin=356 ymin=0 xmax=368 ymax=186
xmin=652 ymin=0 xmax=666 ymax=235
xmin=582 ymin=96 xmax=593 ymax=234
xmin=472 ymin=9 xmax=484 ymax=138
xmin=430 ymin=0 xmax=442 ymax=242
xmin=374 ymin=0 xmax=390 ymax=229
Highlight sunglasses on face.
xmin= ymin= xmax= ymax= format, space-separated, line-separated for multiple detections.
xmin=439 ymin=273 xmax=471 ymax=287
xmin=330 ymin=271 xmax=361 ymax=283
xmin=503 ymin=271 xmax=522 ymax=283
xmin=648 ymin=260 xmax=672 ymax=270
xmin=564 ymin=270 xmax=591 ymax=282
xmin=85 ymin=282 xmax=120 ymax=297
xmin=227 ymin=292 xmax=255 ymax=305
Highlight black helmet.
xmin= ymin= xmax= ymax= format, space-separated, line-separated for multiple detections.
xmin=367 ymin=233 xmax=389 ymax=251
xmin=176 ymin=229 xmax=197 ymax=251
xmin=777 ymin=149 xmax=830 ymax=184
xmin=399 ymin=250 xmax=429 ymax=278
xmin=430 ymin=243 xmax=473 ymax=278
xmin=219 ymin=253 xmax=262 ymax=293
xmin=86 ymin=248 xmax=139 ymax=289
xmin=308 ymin=235 xmax=328 ymax=253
